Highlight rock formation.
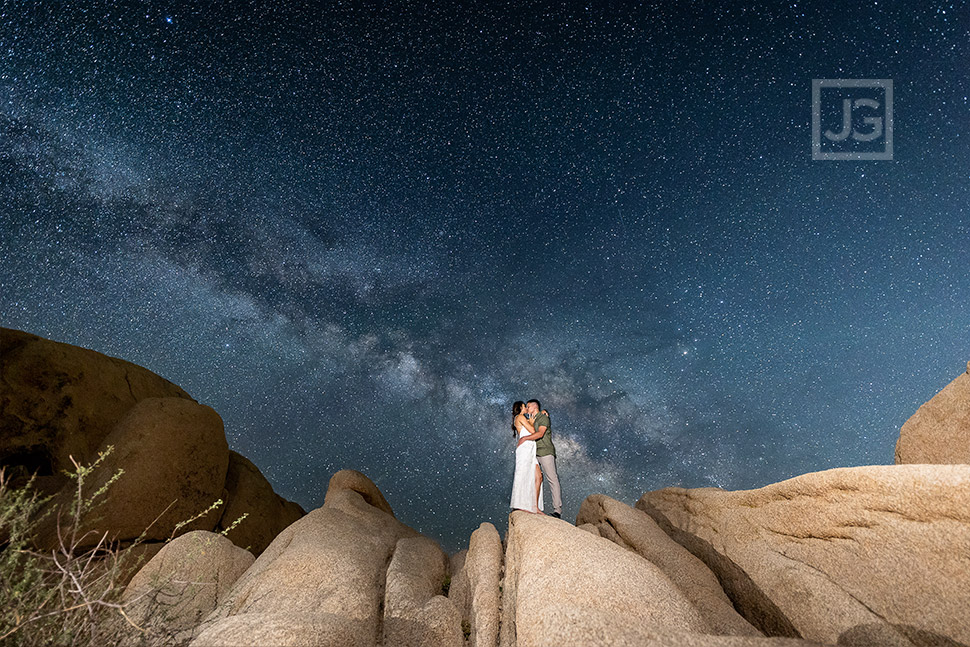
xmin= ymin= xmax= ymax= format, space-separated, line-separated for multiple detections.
xmin=5 ymin=328 xmax=970 ymax=646
xmin=501 ymin=510 xmax=710 ymax=644
xmin=216 ymin=451 xmax=306 ymax=555
xmin=450 ymin=522 xmax=503 ymax=647
xmin=190 ymin=469 xmax=461 ymax=647
xmin=0 ymin=327 xmax=303 ymax=566
xmin=895 ymin=360 xmax=970 ymax=464
xmin=0 ymin=327 xmax=192 ymax=495
xmin=116 ymin=475 xmax=823 ymax=647
xmin=576 ymin=494 xmax=760 ymax=637
xmin=31 ymin=396 xmax=230 ymax=550
xmin=638 ymin=465 xmax=970 ymax=646
xmin=119 ymin=530 xmax=254 ymax=644
xmin=383 ymin=536 xmax=463 ymax=646
xmin=499 ymin=511 xmax=825 ymax=647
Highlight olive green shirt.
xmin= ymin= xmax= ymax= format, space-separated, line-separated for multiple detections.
xmin=533 ymin=412 xmax=556 ymax=457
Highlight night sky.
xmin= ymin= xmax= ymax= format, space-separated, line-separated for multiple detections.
xmin=2 ymin=2 xmax=968 ymax=552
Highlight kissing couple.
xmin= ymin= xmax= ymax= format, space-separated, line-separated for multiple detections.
xmin=509 ymin=399 xmax=562 ymax=518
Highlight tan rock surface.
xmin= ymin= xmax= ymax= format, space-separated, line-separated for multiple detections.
xmin=195 ymin=470 xmax=420 ymax=646
xmin=450 ymin=522 xmax=503 ymax=647
xmin=500 ymin=511 xmax=711 ymax=647
xmin=116 ymin=541 xmax=167 ymax=587
xmin=0 ymin=327 xmax=192 ymax=495
xmin=324 ymin=468 xmax=393 ymax=515
xmin=33 ymin=396 xmax=229 ymax=550
xmin=384 ymin=537 xmax=450 ymax=617
xmin=217 ymin=450 xmax=305 ymax=555
xmin=384 ymin=536 xmax=462 ymax=646
xmin=638 ymin=464 xmax=970 ymax=646
xmin=121 ymin=530 xmax=253 ymax=643
xmin=528 ymin=634 xmax=822 ymax=647
xmin=577 ymin=494 xmax=761 ymax=637
xmin=449 ymin=548 xmax=468 ymax=586
xmin=576 ymin=522 xmax=601 ymax=536
xmin=895 ymin=361 xmax=970 ymax=464
xmin=190 ymin=612 xmax=374 ymax=647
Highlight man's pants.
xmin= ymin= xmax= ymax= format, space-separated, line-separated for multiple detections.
xmin=536 ymin=454 xmax=562 ymax=515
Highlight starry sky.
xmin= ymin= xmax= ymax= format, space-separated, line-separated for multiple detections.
xmin=2 ymin=2 xmax=968 ymax=552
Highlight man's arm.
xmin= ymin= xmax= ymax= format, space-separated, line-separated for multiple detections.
xmin=521 ymin=417 xmax=548 ymax=442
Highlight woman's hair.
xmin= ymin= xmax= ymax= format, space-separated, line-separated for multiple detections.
xmin=511 ymin=400 xmax=525 ymax=435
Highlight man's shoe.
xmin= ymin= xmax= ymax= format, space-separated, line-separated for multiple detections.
xmin=551 ymin=512 xmax=561 ymax=519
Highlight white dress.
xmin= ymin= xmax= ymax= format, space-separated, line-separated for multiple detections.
xmin=510 ymin=424 xmax=544 ymax=513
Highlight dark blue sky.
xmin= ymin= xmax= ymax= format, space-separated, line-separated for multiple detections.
xmin=2 ymin=1 xmax=968 ymax=551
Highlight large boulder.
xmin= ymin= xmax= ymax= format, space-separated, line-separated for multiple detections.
xmin=0 ymin=327 xmax=192 ymax=494
xmin=499 ymin=511 xmax=711 ymax=646
xmin=502 ymin=634 xmax=823 ymax=647
xmin=216 ymin=451 xmax=305 ymax=555
xmin=449 ymin=549 xmax=468 ymax=585
xmin=192 ymin=470 xmax=422 ymax=646
xmin=323 ymin=468 xmax=393 ymax=515
xmin=383 ymin=536 xmax=463 ymax=647
xmin=638 ymin=465 xmax=970 ymax=646
xmin=449 ymin=522 xmax=503 ymax=647
xmin=116 ymin=542 xmax=168 ymax=587
xmin=34 ymin=397 xmax=230 ymax=550
xmin=191 ymin=613 xmax=373 ymax=647
xmin=895 ymin=361 xmax=970 ymax=464
xmin=120 ymin=530 xmax=254 ymax=644
xmin=577 ymin=494 xmax=761 ymax=637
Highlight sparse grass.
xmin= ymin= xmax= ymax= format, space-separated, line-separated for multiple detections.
xmin=440 ymin=574 xmax=451 ymax=596
xmin=0 ymin=447 xmax=248 ymax=646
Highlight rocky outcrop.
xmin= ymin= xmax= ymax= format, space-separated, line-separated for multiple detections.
xmin=450 ymin=522 xmax=503 ymax=647
xmin=217 ymin=451 xmax=306 ymax=555
xmin=576 ymin=522 xmax=600 ymax=536
xmin=323 ymin=468 xmax=394 ymax=515
xmin=449 ymin=549 xmax=468 ymax=585
xmin=638 ymin=465 xmax=970 ymax=646
xmin=895 ymin=361 xmax=970 ymax=464
xmin=383 ymin=536 xmax=462 ymax=646
xmin=577 ymin=494 xmax=761 ymax=637
xmin=33 ymin=397 xmax=229 ymax=550
xmin=116 ymin=542 xmax=168 ymax=587
xmin=500 ymin=511 xmax=711 ymax=646
xmin=191 ymin=614 xmax=372 ymax=647
xmin=135 ymin=483 xmax=826 ymax=647
xmin=191 ymin=470 xmax=457 ymax=647
xmin=0 ymin=329 xmax=302 ymax=557
xmin=0 ymin=327 xmax=192 ymax=495
xmin=120 ymin=530 xmax=254 ymax=644
xmin=6 ymin=328 xmax=969 ymax=646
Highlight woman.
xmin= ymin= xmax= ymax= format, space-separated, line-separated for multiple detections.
xmin=509 ymin=400 xmax=544 ymax=514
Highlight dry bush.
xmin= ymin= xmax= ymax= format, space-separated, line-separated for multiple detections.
xmin=0 ymin=447 xmax=247 ymax=647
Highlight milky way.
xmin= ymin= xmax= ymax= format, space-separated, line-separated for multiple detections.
xmin=2 ymin=2 xmax=968 ymax=551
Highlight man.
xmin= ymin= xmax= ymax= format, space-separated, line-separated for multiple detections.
xmin=522 ymin=399 xmax=562 ymax=518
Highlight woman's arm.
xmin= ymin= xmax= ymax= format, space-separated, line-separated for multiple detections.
xmin=515 ymin=415 xmax=536 ymax=433
xmin=519 ymin=413 xmax=548 ymax=443
xmin=515 ymin=415 xmax=539 ymax=447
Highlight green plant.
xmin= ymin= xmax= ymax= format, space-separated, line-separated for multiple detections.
xmin=0 ymin=446 xmax=249 ymax=646
xmin=0 ymin=448 xmax=131 ymax=645
xmin=0 ymin=469 xmax=54 ymax=641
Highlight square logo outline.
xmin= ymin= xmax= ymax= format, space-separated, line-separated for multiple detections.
xmin=812 ymin=78 xmax=893 ymax=160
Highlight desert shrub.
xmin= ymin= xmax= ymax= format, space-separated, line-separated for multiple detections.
xmin=0 ymin=447 xmax=246 ymax=647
